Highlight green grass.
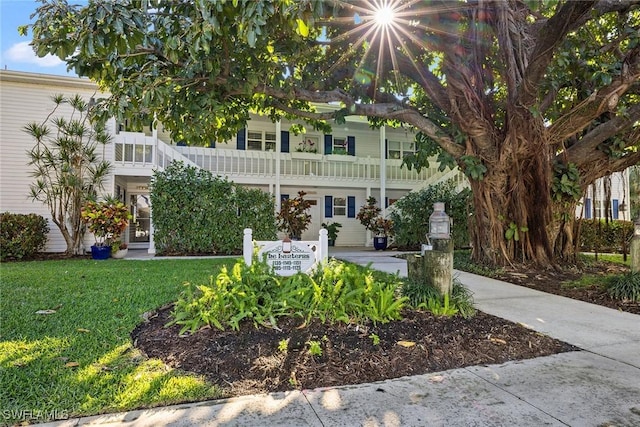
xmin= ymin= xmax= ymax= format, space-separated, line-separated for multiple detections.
xmin=578 ymin=252 xmax=631 ymax=266
xmin=0 ymin=258 xmax=234 ymax=424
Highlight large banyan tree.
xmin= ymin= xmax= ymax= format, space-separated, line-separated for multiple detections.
xmin=26 ymin=0 xmax=639 ymax=265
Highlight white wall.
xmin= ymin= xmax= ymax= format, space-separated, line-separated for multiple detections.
xmin=0 ymin=71 xmax=105 ymax=252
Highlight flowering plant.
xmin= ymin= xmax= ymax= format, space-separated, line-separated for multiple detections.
xmin=296 ymin=138 xmax=318 ymax=153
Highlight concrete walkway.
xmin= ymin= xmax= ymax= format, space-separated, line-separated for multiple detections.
xmin=42 ymin=248 xmax=640 ymax=427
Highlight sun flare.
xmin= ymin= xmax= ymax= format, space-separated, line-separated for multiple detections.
xmin=374 ymin=5 xmax=395 ymax=27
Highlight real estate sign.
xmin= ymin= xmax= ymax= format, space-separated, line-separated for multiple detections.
xmin=258 ymin=241 xmax=316 ymax=276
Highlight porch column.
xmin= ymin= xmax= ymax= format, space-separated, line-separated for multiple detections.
xmin=365 ymin=187 xmax=372 ymax=247
xmin=148 ymin=115 xmax=158 ymax=254
xmin=148 ymin=203 xmax=156 ymax=254
xmin=275 ymin=120 xmax=282 ymax=212
xmin=380 ymin=125 xmax=386 ymax=217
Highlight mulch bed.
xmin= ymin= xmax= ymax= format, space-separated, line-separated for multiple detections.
xmin=131 ymin=306 xmax=577 ymax=398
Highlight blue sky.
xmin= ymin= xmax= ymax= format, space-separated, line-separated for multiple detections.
xmin=1 ymin=0 xmax=75 ymax=75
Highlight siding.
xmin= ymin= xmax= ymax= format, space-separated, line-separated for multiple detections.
xmin=0 ymin=71 xmax=105 ymax=252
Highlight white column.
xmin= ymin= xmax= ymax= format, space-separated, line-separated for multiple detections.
xmin=365 ymin=186 xmax=372 ymax=247
xmin=275 ymin=120 xmax=282 ymax=212
xmin=243 ymin=228 xmax=253 ymax=266
xmin=380 ymin=125 xmax=387 ymax=217
xmin=147 ymin=204 xmax=156 ymax=254
xmin=318 ymin=228 xmax=328 ymax=263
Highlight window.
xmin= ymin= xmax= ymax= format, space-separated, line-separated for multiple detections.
xmin=247 ymin=130 xmax=277 ymax=151
xmin=325 ymin=196 xmax=355 ymax=218
xmin=333 ymin=197 xmax=346 ymax=216
xmin=333 ymin=137 xmax=347 ymax=155
xmin=296 ymin=136 xmax=319 ymax=153
xmin=594 ymin=199 xmax=602 ymax=218
xmin=387 ymin=140 xmax=415 ymax=159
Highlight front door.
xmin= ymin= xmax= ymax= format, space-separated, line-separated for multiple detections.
xmin=302 ymin=198 xmax=321 ymax=241
xmin=128 ymin=194 xmax=151 ymax=249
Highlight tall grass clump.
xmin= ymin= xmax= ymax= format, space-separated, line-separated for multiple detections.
xmin=401 ymin=278 xmax=476 ymax=318
xmin=607 ymin=272 xmax=640 ymax=302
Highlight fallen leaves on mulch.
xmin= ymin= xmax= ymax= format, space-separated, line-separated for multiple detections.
xmin=132 ymin=307 xmax=577 ymax=398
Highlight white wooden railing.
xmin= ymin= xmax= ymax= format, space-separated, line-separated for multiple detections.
xmin=112 ymin=131 xmax=468 ymax=188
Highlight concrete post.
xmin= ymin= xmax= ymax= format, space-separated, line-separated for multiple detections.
xmin=425 ymin=238 xmax=453 ymax=295
xmin=631 ymin=218 xmax=640 ymax=273
xmin=406 ymin=238 xmax=453 ymax=296
xmin=406 ymin=201 xmax=454 ymax=296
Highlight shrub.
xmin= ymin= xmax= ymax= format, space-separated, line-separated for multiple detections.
xmin=169 ymin=258 xmax=407 ymax=334
xmin=401 ymin=277 xmax=476 ymax=318
xmin=81 ymin=196 xmax=131 ymax=247
xmin=577 ymin=219 xmax=634 ymax=254
xmin=277 ymin=191 xmax=312 ymax=239
xmin=150 ymin=162 xmax=277 ymax=255
xmin=390 ymin=180 xmax=471 ymax=250
xmin=0 ymin=212 xmax=49 ymax=261
xmin=607 ymin=273 xmax=640 ymax=302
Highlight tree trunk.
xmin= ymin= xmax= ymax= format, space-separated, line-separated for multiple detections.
xmin=468 ymin=111 xmax=557 ymax=266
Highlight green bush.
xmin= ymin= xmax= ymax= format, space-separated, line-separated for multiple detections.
xmin=0 ymin=212 xmax=49 ymax=261
xmin=390 ymin=180 xmax=471 ymax=250
xmin=578 ymin=219 xmax=634 ymax=254
xmin=169 ymin=258 xmax=407 ymax=334
xmin=607 ymin=273 xmax=640 ymax=302
xmin=150 ymin=162 xmax=277 ymax=255
xmin=400 ymin=277 xmax=476 ymax=318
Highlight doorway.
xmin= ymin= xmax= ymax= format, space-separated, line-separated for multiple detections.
xmin=302 ymin=198 xmax=321 ymax=241
xmin=128 ymin=193 xmax=151 ymax=249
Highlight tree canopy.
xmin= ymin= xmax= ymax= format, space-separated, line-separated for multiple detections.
xmin=24 ymin=0 xmax=640 ymax=265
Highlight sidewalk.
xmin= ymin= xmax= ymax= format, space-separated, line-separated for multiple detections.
xmin=42 ymin=248 xmax=640 ymax=427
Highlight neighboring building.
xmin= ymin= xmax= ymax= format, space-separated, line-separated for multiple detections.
xmin=577 ymin=170 xmax=633 ymax=221
xmin=1 ymin=70 xmax=466 ymax=253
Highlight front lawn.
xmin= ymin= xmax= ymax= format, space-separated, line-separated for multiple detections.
xmin=0 ymin=258 xmax=233 ymax=425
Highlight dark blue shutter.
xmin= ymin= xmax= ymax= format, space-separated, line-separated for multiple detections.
xmin=236 ymin=128 xmax=246 ymax=150
xmin=384 ymin=139 xmax=388 ymax=159
xmin=347 ymin=196 xmax=356 ymax=218
xmin=584 ymin=198 xmax=592 ymax=219
xmin=612 ymin=199 xmax=619 ymax=219
xmin=281 ymin=131 xmax=290 ymax=153
xmin=281 ymin=194 xmax=289 ymax=202
xmin=324 ymin=134 xmax=333 ymax=154
xmin=325 ymin=196 xmax=333 ymax=218
xmin=208 ymin=141 xmax=216 ymax=148
xmin=385 ymin=197 xmax=389 ymax=208
xmin=347 ymin=136 xmax=355 ymax=156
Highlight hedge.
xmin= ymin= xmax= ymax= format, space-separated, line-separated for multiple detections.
xmin=150 ymin=162 xmax=277 ymax=255
xmin=390 ymin=180 xmax=472 ymax=250
xmin=578 ymin=219 xmax=634 ymax=254
xmin=0 ymin=212 xmax=49 ymax=261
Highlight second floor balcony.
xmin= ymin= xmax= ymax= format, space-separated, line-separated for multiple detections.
xmin=113 ymin=131 xmax=467 ymax=190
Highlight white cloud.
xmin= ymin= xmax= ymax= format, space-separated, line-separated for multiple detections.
xmin=5 ymin=41 xmax=64 ymax=67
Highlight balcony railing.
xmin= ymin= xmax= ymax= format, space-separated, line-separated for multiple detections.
xmin=113 ymin=132 xmax=467 ymax=188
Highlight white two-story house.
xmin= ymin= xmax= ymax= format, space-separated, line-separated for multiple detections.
xmin=2 ymin=70 xmax=632 ymax=254
xmin=1 ymin=70 xmax=466 ymax=253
